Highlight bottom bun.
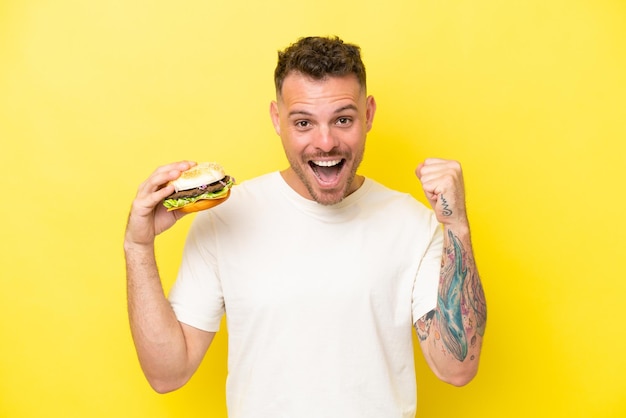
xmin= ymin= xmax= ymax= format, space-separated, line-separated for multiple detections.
xmin=174 ymin=189 xmax=231 ymax=214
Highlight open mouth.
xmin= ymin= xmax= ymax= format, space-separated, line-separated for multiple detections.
xmin=309 ymin=159 xmax=345 ymax=184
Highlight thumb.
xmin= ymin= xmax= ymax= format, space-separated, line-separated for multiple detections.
xmin=415 ymin=162 xmax=425 ymax=181
xmin=415 ymin=163 xmax=438 ymax=205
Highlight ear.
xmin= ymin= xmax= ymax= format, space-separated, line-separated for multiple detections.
xmin=269 ymin=101 xmax=281 ymax=135
xmin=365 ymin=95 xmax=377 ymax=133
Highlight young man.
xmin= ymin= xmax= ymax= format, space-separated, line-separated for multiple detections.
xmin=125 ymin=36 xmax=486 ymax=418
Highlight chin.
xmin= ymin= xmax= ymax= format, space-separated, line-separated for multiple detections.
xmin=307 ymin=183 xmax=352 ymax=206
xmin=313 ymin=193 xmax=345 ymax=206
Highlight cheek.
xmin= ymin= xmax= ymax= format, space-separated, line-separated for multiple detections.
xmin=280 ymin=133 xmax=305 ymax=157
xmin=282 ymin=128 xmax=309 ymax=146
xmin=341 ymin=128 xmax=366 ymax=148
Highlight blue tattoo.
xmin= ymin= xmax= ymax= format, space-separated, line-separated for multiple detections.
xmin=437 ymin=230 xmax=468 ymax=361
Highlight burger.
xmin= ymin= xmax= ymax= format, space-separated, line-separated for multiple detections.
xmin=163 ymin=162 xmax=234 ymax=213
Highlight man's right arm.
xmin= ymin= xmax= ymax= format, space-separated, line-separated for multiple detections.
xmin=124 ymin=161 xmax=215 ymax=393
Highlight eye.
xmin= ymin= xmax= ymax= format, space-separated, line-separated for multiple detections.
xmin=295 ymin=120 xmax=311 ymax=129
xmin=336 ymin=117 xmax=352 ymax=126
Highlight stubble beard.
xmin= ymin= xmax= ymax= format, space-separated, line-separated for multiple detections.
xmin=288 ymin=149 xmax=364 ymax=206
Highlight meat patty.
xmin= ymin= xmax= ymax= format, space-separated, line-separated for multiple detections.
xmin=167 ymin=175 xmax=232 ymax=200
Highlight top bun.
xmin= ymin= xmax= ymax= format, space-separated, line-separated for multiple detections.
xmin=169 ymin=162 xmax=226 ymax=192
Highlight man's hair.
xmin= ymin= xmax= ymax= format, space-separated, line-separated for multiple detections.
xmin=274 ymin=36 xmax=367 ymax=94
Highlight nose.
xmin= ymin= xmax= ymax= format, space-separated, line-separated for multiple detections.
xmin=312 ymin=125 xmax=339 ymax=153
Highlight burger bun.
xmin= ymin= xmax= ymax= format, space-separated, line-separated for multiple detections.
xmin=169 ymin=162 xmax=226 ymax=192
xmin=170 ymin=189 xmax=231 ymax=213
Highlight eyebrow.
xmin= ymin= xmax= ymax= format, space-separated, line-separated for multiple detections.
xmin=334 ymin=104 xmax=358 ymax=114
xmin=288 ymin=104 xmax=358 ymax=118
xmin=288 ymin=110 xmax=313 ymax=118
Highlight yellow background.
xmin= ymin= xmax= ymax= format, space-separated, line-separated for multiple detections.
xmin=1 ymin=0 xmax=625 ymax=417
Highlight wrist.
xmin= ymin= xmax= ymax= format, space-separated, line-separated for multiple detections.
xmin=123 ymin=239 xmax=156 ymax=255
xmin=441 ymin=218 xmax=471 ymax=238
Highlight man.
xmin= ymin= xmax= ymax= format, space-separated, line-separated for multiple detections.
xmin=125 ymin=36 xmax=486 ymax=417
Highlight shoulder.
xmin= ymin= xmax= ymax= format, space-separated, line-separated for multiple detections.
xmin=357 ymin=178 xmax=441 ymax=235
xmin=232 ymin=172 xmax=282 ymax=199
xmin=193 ymin=172 xmax=282 ymax=223
xmin=361 ymin=178 xmax=433 ymax=217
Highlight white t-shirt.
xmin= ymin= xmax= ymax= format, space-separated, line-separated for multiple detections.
xmin=169 ymin=172 xmax=443 ymax=418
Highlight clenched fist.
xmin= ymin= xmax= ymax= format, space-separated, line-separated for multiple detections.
xmin=416 ymin=158 xmax=468 ymax=228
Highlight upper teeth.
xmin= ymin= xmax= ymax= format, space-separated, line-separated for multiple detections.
xmin=313 ymin=160 xmax=341 ymax=167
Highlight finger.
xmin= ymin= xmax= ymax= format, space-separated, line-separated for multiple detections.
xmin=151 ymin=160 xmax=197 ymax=188
xmin=416 ymin=158 xmax=448 ymax=181
xmin=415 ymin=162 xmax=425 ymax=180
xmin=137 ymin=161 xmax=196 ymax=196
xmin=133 ymin=161 xmax=197 ymax=214
xmin=422 ymin=161 xmax=463 ymax=186
xmin=423 ymin=157 xmax=448 ymax=165
xmin=419 ymin=159 xmax=452 ymax=175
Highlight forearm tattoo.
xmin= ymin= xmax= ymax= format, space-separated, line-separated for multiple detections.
xmin=416 ymin=229 xmax=487 ymax=362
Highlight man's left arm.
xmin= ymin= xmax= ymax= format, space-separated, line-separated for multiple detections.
xmin=415 ymin=158 xmax=487 ymax=386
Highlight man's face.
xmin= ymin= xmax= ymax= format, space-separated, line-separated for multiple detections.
xmin=270 ymin=73 xmax=376 ymax=205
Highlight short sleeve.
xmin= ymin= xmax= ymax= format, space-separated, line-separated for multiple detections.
xmin=411 ymin=216 xmax=443 ymax=323
xmin=168 ymin=213 xmax=225 ymax=332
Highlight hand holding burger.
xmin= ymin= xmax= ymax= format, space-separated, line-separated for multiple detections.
xmin=163 ymin=162 xmax=234 ymax=213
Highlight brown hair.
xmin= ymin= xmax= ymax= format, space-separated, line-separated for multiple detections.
xmin=274 ymin=36 xmax=367 ymax=94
